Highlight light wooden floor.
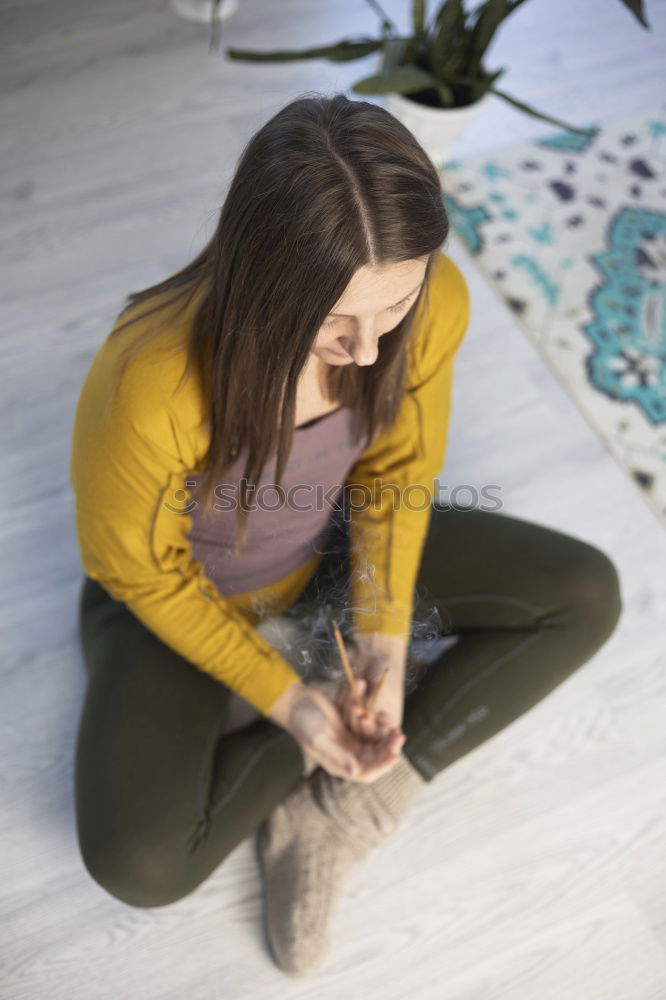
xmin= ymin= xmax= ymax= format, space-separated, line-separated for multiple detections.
xmin=2 ymin=1 xmax=666 ymax=996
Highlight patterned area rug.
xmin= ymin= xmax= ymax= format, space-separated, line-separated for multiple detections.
xmin=441 ymin=104 xmax=666 ymax=529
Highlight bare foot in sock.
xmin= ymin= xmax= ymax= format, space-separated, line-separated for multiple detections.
xmin=256 ymin=754 xmax=425 ymax=976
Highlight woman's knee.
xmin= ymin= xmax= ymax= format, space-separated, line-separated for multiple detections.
xmin=77 ymin=827 xmax=214 ymax=908
xmin=564 ymin=543 xmax=623 ymax=650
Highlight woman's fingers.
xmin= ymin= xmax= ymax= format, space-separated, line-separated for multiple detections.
xmin=340 ymin=681 xmax=405 ymax=764
xmin=355 ymin=678 xmax=367 ymax=698
xmin=355 ymin=744 xmax=403 ymax=781
xmin=339 ymin=725 xmax=405 ymax=783
xmin=375 ymin=710 xmax=393 ymax=740
xmin=350 ymin=705 xmax=375 ymax=739
xmin=317 ymin=736 xmax=360 ymax=780
xmin=361 ymin=727 xmax=403 ymax=762
xmin=351 ymin=702 xmax=392 ymax=741
xmin=392 ymin=729 xmax=406 ymax=753
xmin=295 ymin=684 xmax=404 ymax=782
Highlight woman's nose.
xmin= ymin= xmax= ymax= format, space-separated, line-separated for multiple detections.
xmin=348 ymin=327 xmax=379 ymax=366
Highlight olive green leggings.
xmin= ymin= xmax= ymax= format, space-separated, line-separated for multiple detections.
xmin=74 ymin=504 xmax=622 ymax=907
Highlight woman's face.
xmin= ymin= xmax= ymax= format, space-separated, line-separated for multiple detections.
xmin=311 ymin=255 xmax=430 ymax=367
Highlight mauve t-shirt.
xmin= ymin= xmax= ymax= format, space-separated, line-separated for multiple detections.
xmin=185 ymin=406 xmax=369 ymax=596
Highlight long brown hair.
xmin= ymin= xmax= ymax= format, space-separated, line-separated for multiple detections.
xmin=104 ymin=91 xmax=449 ymax=550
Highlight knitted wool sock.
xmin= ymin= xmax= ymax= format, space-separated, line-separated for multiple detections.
xmin=256 ymin=753 xmax=426 ymax=976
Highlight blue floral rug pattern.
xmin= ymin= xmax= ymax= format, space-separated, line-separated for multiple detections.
xmin=440 ymin=104 xmax=666 ymax=528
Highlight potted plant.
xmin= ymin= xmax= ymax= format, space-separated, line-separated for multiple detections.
xmin=221 ymin=0 xmax=651 ymax=166
xmin=172 ymin=0 xmax=238 ymax=23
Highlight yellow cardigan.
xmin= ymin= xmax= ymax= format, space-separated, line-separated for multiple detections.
xmin=69 ymin=251 xmax=470 ymax=715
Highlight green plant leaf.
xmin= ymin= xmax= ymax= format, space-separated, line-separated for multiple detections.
xmin=381 ymin=36 xmax=410 ymax=74
xmin=447 ymin=67 xmax=505 ymax=86
xmin=490 ymin=86 xmax=598 ymax=135
xmin=434 ymin=81 xmax=456 ymax=105
xmin=363 ymin=0 xmax=400 ymax=37
xmin=615 ymin=0 xmax=650 ymax=28
xmin=484 ymin=67 xmax=506 ymax=86
xmin=467 ymin=0 xmax=530 ymax=77
xmin=226 ymin=36 xmax=382 ymax=64
xmin=351 ymin=64 xmax=443 ymax=95
xmin=428 ymin=0 xmax=469 ymax=79
xmin=447 ymin=66 xmax=506 ymax=101
xmin=412 ymin=0 xmax=426 ymax=39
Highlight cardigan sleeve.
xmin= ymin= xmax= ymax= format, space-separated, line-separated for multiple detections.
xmin=69 ymin=330 xmax=303 ymax=717
xmin=344 ymin=252 xmax=471 ymax=639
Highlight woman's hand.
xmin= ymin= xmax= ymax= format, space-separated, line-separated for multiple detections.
xmin=267 ymin=680 xmax=404 ymax=783
xmin=335 ymin=635 xmax=408 ymax=745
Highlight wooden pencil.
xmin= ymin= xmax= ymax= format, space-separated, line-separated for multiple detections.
xmin=366 ymin=666 xmax=389 ymax=713
xmin=331 ymin=619 xmax=367 ymax=712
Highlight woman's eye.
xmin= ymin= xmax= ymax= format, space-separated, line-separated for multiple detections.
xmin=322 ymin=296 xmax=412 ymax=328
xmin=388 ymin=299 xmax=409 ymax=314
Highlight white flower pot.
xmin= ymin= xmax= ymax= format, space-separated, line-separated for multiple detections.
xmin=375 ymin=48 xmax=491 ymax=168
xmin=384 ymin=89 xmax=490 ymax=166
